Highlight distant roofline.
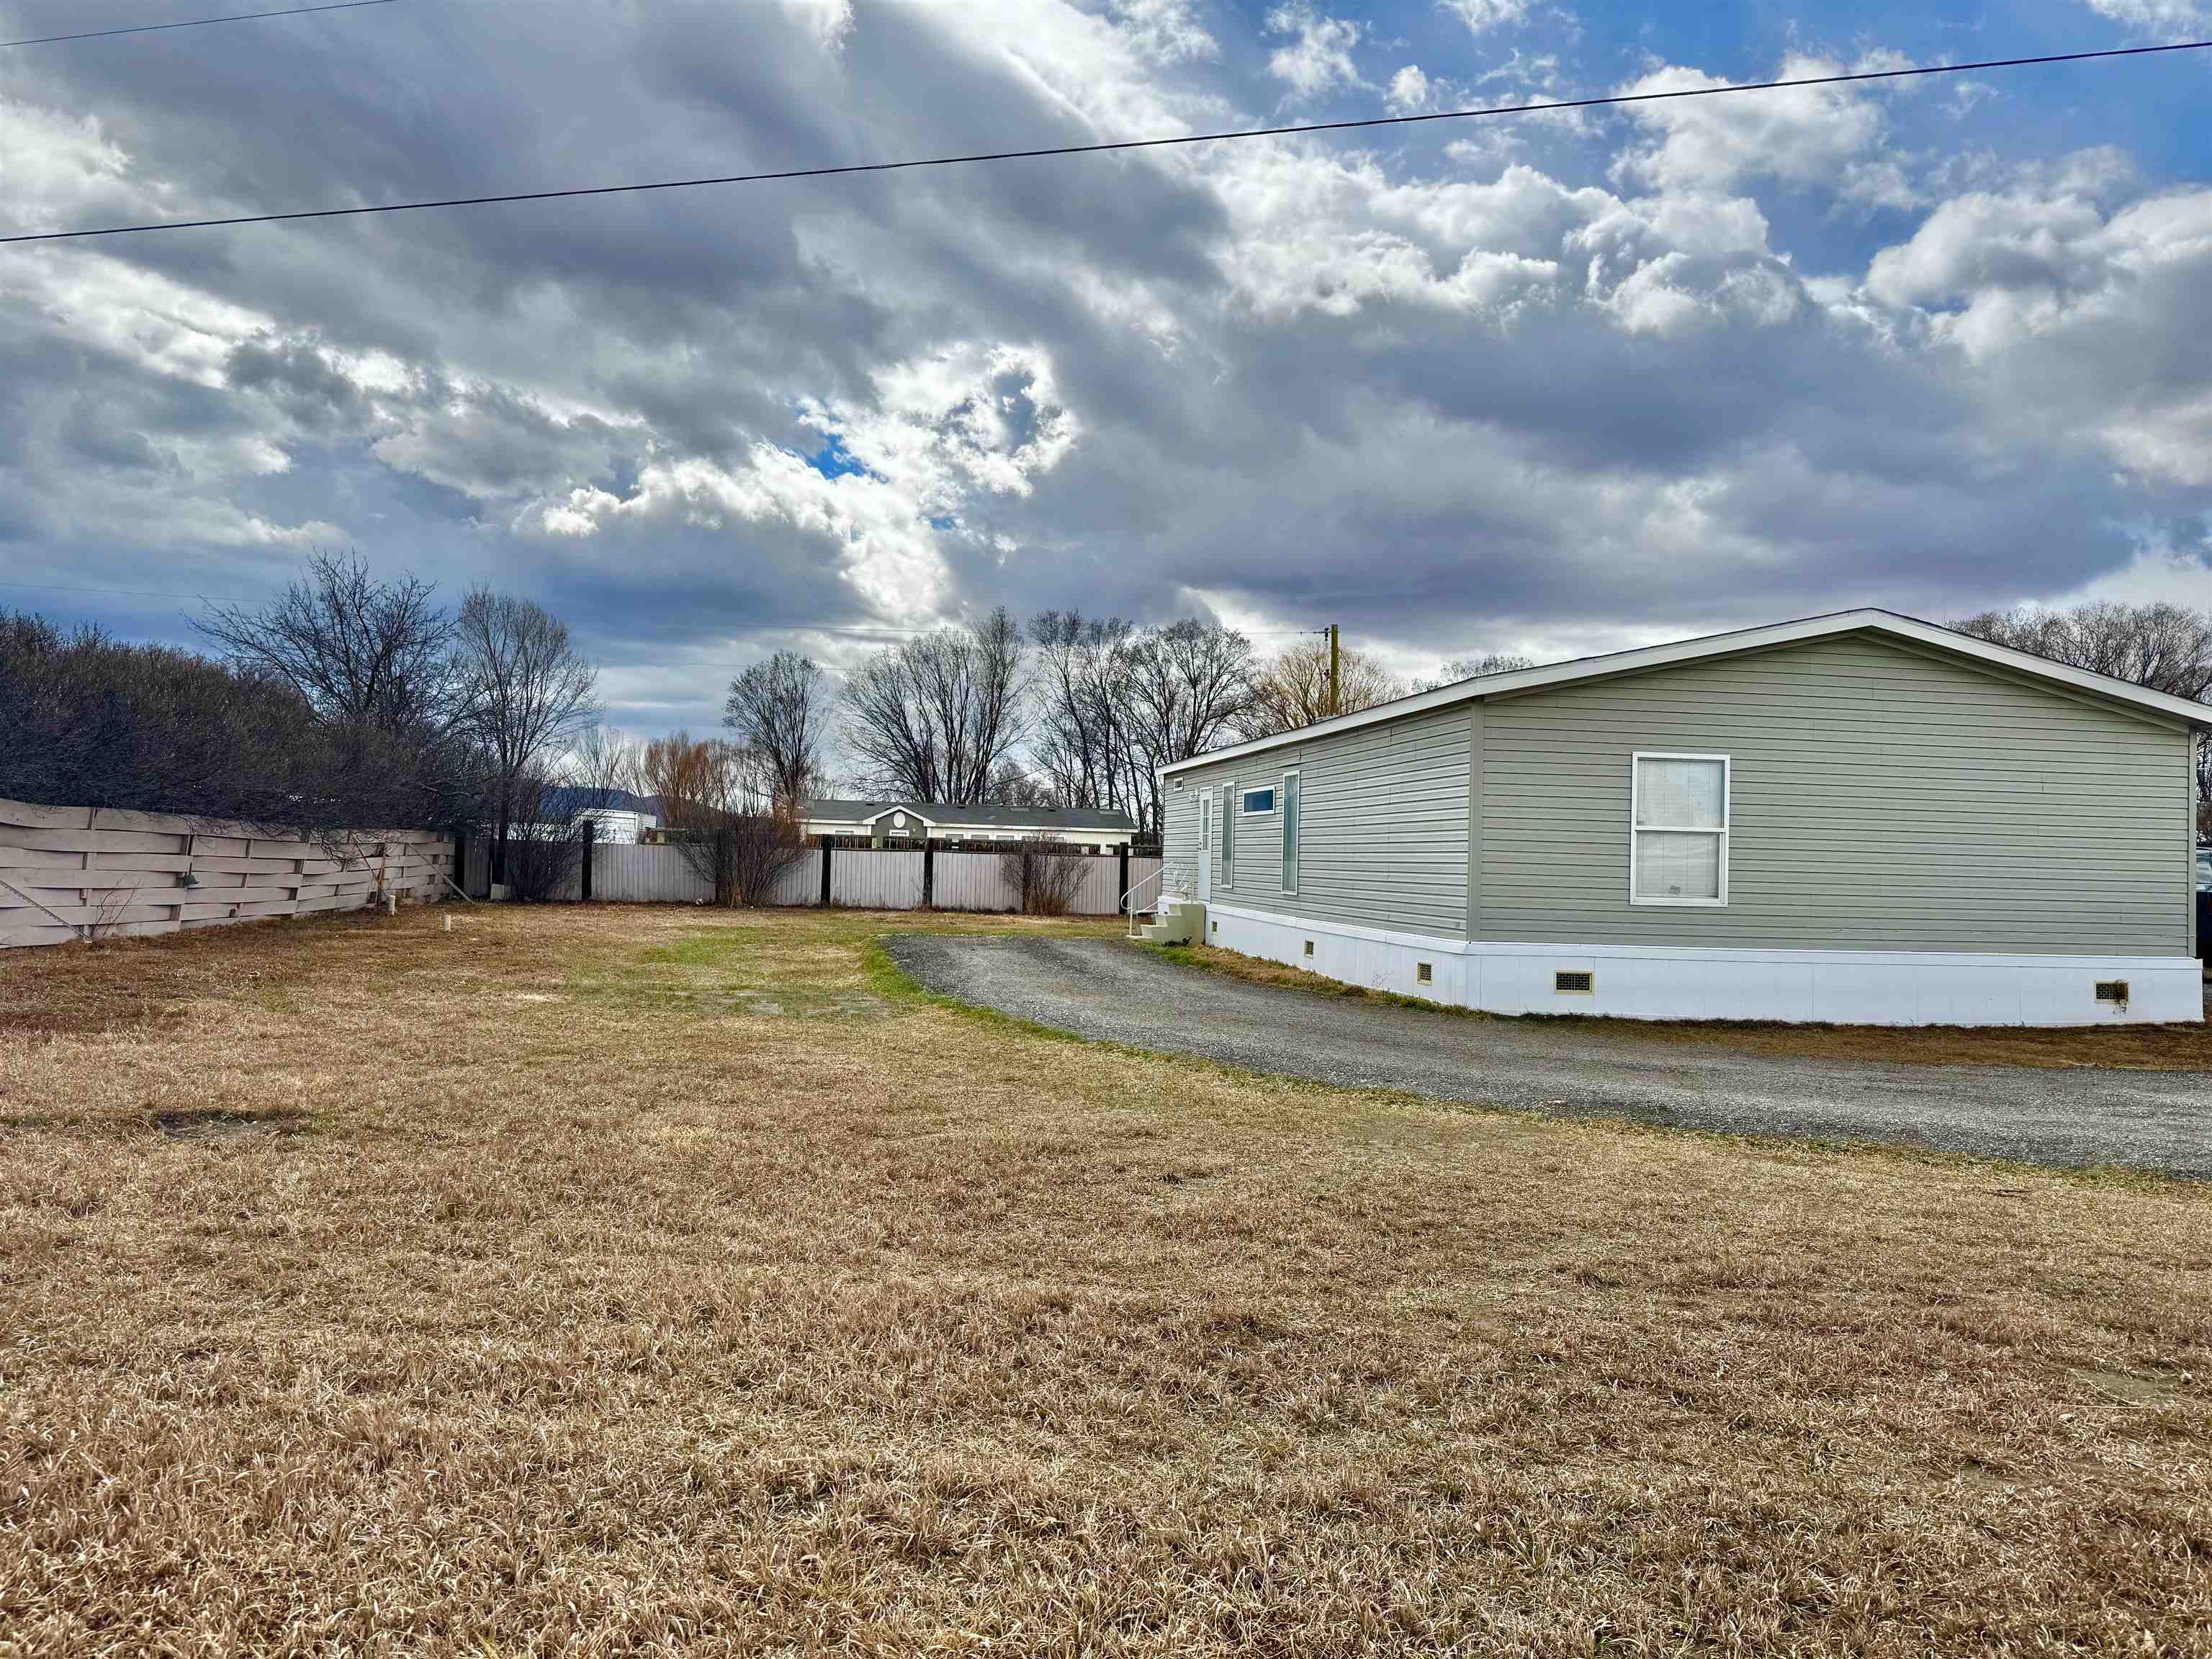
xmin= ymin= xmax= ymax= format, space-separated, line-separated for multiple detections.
xmin=801 ymin=797 xmax=1139 ymax=830
xmin=1159 ymin=607 xmax=2212 ymax=777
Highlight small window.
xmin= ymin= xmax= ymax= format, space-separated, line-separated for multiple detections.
xmin=1632 ymin=753 xmax=1729 ymax=907
xmin=1281 ymin=770 xmax=1300 ymax=894
xmin=1555 ymin=970 xmax=1594 ymax=994
xmin=1241 ymin=787 xmax=1274 ymax=814
xmin=1220 ymin=783 xmax=1235 ymax=888
xmin=2096 ymin=980 xmax=2129 ymax=1004
xmin=1416 ymin=962 xmax=1432 ymax=984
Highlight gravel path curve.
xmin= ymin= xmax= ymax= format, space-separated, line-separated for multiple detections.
xmin=885 ymin=935 xmax=2212 ymax=1178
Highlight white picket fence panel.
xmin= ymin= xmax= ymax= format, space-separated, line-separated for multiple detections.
xmin=831 ymin=848 xmax=925 ymax=909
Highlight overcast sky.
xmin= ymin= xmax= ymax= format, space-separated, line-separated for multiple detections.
xmin=3 ymin=0 xmax=2208 ymax=736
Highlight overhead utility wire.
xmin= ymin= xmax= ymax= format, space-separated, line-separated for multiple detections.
xmin=5 ymin=39 xmax=2207 ymax=246
xmin=0 ymin=0 xmax=397 ymax=50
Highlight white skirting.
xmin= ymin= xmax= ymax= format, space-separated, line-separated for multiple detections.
xmin=1200 ymin=902 xmax=2204 ymax=1027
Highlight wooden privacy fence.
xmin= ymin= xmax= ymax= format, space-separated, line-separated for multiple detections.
xmin=461 ymin=840 xmax=1161 ymax=915
xmin=0 ymin=797 xmax=453 ymax=950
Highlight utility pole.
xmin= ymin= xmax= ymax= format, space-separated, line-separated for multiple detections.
xmin=1327 ymin=623 xmax=1340 ymax=718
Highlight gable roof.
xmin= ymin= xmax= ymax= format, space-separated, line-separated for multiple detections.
xmin=803 ymin=798 xmax=1140 ymax=832
xmin=1161 ymin=608 xmax=2212 ymax=777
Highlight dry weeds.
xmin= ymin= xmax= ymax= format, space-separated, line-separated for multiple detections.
xmin=1 ymin=906 xmax=2208 ymax=1656
xmin=1169 ymin=941 xmax=2212 ymax=1072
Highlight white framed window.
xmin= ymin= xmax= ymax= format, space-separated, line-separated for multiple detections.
xmin=1630 ymin=752 xmax=1729 ymax=907
xmin=1280 ymin=769 xmax=1300 ymax=894
xmin=1220 ymin=782 xmax=1235 ymax=887
xmin=1241 ymin=786 xmax=1275 ymax=814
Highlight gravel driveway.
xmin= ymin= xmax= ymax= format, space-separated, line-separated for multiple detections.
xmin=886 ymin=935 xmax=2212 ymax=1178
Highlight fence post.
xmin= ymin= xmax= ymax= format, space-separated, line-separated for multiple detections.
xmin=1117 ymin=845 xmax=1130 ymax=913
xmin=580 ymin=820 xmax=594 ymax=903
xmin=922 ymin=842 xmax=935 ymax=909
xmin=819 ymin=842 xmax=832 ymax=907
xmin=1020 ymin=850 xmax=1031 ymax=914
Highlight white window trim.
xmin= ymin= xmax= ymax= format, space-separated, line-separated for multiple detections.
xmin=1199 ymin=791 xmax=1211 ymax=850
xmin=1629 ymin=751 xmax=1730 ymax=908
xmin=1241 ymin=786 xmax=1275 ymax=815
xmin=1220 ymin=781 xmax=1234 ymax=889
xmin=1280 ymin=768 xmax=1300 ymax=895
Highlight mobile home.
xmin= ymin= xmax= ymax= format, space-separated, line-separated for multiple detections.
xmin=1156 ymin=611 xmax=2208 ymax=1025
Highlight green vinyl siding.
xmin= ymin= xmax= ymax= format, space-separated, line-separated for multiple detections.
xmin=1159 ymin=626 xmax=2193 ymax=956
xmin=1160 ymin=703 xmax=1472 ymax=938
xmin=1480 ymin=633 xmax=2193 ymax=954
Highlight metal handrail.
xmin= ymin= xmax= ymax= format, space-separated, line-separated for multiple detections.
xmin=1121 ymin=863 xmax=1166 ymax=937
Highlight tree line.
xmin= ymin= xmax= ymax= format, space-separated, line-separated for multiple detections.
xmin=1 ymin=552 xmax=601 ymax=893
xmin=7 ymin=550 xmax=2211 ymax=896
xmin=742 ymin=609 xmax=1535 ymax=837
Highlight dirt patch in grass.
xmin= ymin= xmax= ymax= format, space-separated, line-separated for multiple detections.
xmin=1164 ymin=940 xmax=2212 ymax=1071
xmin=2 ymin=905 xmax=2209 ymax=1654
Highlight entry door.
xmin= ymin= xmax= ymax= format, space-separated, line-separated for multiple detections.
xmin=1197 ymin=792 xmax=1213 ymax=900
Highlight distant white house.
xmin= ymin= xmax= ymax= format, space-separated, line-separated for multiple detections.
xmin=802 ymin=798 xmax=1138 ymax=852
xmin=514 ymin=788 xmax=662 ymax=845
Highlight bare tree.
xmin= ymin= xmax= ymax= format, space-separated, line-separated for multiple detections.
xmin=1951 ymin=603 xmax=2212 ymax=698
xmin=842 ymin=608 xmax=1028 ymax=804
xmin=724 ymin=650 xmax=827 ymax=809
xmin=194 ymin=550 xmax=482 ymax=828
xmin=1239 ymin=636 xmax=1406 ymax=740
xmin=1120 ymin=619 xmax=1258 ymax=835
xmin=501 ymin=725 xmax=635 ymax=903
xmin=637 ymin=732 xmax=805 ymax=905
xmin=1029 ymin=611 xmax=1144 ymax=819
xmin=569 ymin=723 xmax=637 ymax=805
xmin=996 ymin=837 xmax=1089 ymax=916
xmin=454 ymin=590 xmax=599 ymax=889
xmin=1416 ymin=651 xmax=1536 ymax=692
xmin=197 ymin=551 xmax=458 ymax=731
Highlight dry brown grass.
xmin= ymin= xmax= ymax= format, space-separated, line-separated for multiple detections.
xmin=1169 ymin=940 xmax=2212 ymax=1072
xmin=2 ymin=904 xmax=2209 ymax=1655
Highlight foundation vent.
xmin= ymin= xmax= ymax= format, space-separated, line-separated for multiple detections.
xmin=1416 ymin=962 xmax=1432 ymax=984
xmin=2095 ymin=979 xmax=2129 ymax=1005
xmin=1303 ymin=940 xmax=1314 ymax=957
xmin=1555 ymin=970 xmax=1595 ymax=994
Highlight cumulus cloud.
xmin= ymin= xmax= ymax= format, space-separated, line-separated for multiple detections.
xmin=1387 ymin=65 xmax=1433 ymax=113
xmin=1440 ymin=0 xmax=1534 ymax=32
xmin=0 ymin=0 xmax=2203 ymax=733
xmin=1614 ymin=53 xmax=1917 ymax=210
xmin=1863 ymin=162 xmax=2212 ymax=485
xmin=1107 ymin=0 xmax=1218 ymax=63
xmin=2079 ymin=0 xmax=2212 ymax=35
xmin=1264 ymin=5 xmax=1367 ymax=96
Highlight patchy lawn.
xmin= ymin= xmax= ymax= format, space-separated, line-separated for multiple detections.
xmin=1 ymin=905 xmax=2208 ymax=1655
xmin=1160 ymin=939 xmax=2212 ymax=1072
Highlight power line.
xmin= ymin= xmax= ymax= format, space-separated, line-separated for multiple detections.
xmin=0 ymin=0 xmax=397 ymax=50
xmin=5 ymin=39 xmax=2206 ymax=246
